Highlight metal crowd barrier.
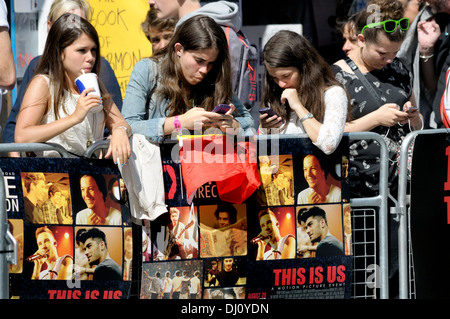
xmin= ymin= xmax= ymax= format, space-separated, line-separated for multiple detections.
xmin=0 ymin=166 xmax=16 ymax=299
xmin=84 ymin=132 xmax=391 ymax=299
xmin=395 ymin=128 xmax=450 ymax=299
xmin=345 ymin=132 xmax=389 ymax=299
xmin=0 ymin=143 xmax=70 ymax=299
xmin=0 ymin=133 xmax=390 ymax=299
xmin=0 ymin=142 xmax=70 ymax=158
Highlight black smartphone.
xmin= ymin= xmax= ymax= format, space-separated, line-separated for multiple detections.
xmin=259 ymin=107 xmax=285 ymax=124
xmin=212 ymin=104 xmax=231 ymax=114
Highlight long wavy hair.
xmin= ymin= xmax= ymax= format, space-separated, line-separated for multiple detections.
xmin=262 ymin=30 xmax=350 ymax=125
xmin=35 ymin=13 xmax=110 ymax=120
xmin=153 ymin=15 xmax=233 ymax=117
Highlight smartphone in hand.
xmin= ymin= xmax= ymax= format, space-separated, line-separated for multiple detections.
xmin=259 ymin=107 xmax=285 ymax=124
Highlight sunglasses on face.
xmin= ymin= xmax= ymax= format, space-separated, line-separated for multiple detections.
xmin=362 ymin=18 xmax=410 ymax=34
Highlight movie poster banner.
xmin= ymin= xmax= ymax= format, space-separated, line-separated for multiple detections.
xmin=141 ymin=135 xmax=353 ymax=299
xmin=3 ymin=157 xmax=133 ymax=299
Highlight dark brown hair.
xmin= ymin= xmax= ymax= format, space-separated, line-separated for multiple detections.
xmin=141 ymin=5 xmax=176 ymax=41
xmin=154 ymin=15 xmax=233 ymax=116
xmin=262 ymin=30 xmax=349 ymax=124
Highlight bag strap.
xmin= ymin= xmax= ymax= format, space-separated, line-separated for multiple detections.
xmin=345 ymin=57 xmax=383 ymax=105
xmin=345 ymin=57 xmax=392 ymax=136
xmin=440 ymin=68 xmax=450 ymax=128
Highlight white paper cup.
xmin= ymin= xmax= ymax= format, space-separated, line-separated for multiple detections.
xmin=75 ymin=73 xmax=103 ymax=113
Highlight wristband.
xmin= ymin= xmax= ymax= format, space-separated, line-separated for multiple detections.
xmin=299 ymin=112 xmax=313 ymax=123
xmin=174 ymin=115 xmax=181 ymax=130
xmin=174 ymin=115 xmax=183 ymax=148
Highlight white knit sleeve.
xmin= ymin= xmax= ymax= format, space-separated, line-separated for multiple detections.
xmin=314 ymin=86 xmax=348 ymax=154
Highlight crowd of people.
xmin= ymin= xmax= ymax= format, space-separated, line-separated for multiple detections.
xmin=2 ymin=0 xmax=448 ymax=198
xmin=3 ymin=0 xmax=449 ymax=300
xmin=143 ymin=268 xmax=202 ymax=299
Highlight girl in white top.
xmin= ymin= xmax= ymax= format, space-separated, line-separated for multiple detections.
xmin=15 ymin=13 xmax=131 ymax=163
xmin=259 ymin=30 xmax=350 ymax=155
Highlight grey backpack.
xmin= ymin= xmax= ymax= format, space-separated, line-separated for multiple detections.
xmin=223 ymin=26 xmax=258 ymax=111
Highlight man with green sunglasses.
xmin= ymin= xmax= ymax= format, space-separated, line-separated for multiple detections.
xmin=362 ymin=17 xmax=410 ymax=34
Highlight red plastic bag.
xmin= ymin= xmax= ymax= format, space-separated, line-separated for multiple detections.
xmin=179 ymin=135 xmax=260 ymax=204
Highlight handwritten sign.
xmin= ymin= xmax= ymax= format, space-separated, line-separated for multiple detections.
xmin=88 ymin=0 xmax=153 ymax=98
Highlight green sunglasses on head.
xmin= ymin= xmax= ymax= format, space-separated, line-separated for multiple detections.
xmin=361 ymin=17 xmax=410 ymax=34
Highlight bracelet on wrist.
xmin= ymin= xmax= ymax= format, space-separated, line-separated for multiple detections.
xmin=419 ymin=53 xmax=434 ymax=62
xmin=299 ymin=112 xmax=313 ymax=123
xmin=115 ymin=125 xmax=131 ymax=137
xmin=174 ymin=115 xmax=183 ymax=147
xmin=174 ymin=115 xmax=181 ymax=130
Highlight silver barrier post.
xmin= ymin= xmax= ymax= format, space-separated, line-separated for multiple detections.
xmin=348 ymin=132 xmax=390 ymax=299
xmin=0 ymin=167 xmax=17 ymax=299
xmin=85 ymin=139 xmax=111 ymax=158
xmin=0 ymin=142 xmax=70 ymax=158
xmin=0 ymin=142 xmax=70 ymax=298
xmin=396 ymin=128 xmax=449 ymax=299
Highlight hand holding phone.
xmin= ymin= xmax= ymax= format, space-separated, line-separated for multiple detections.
xmin=259 ymin=107 xmax=285 ymax=124
xmin=406 ymin=106 xmax=418 ymax=113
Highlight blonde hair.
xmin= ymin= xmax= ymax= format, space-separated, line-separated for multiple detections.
xmin=48 ymin=0 xmax=92 ymax=24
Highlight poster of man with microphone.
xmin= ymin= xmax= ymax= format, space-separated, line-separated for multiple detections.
xmin=253 ymin=208 xmax=296 ymax=261
xmin=1 ymin=156 xmax=133 ymax=299
xmin=26 ymin=225 xmax=74 ymax=280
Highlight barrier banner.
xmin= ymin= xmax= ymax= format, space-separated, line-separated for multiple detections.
xmin=141 ymin=135 xmax=353 ymax=299
xmin=3 ymin=158 xmax=133 ymax=299
xmin=410 ymin=133 xmax=450 ymax=298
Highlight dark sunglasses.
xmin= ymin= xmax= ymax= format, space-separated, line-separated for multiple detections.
xmin=362 ymin=18 xmax=410 ymax=34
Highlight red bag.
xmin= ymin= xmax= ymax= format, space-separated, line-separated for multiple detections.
xmin=179 ymin=135 xmax=260 ymax=204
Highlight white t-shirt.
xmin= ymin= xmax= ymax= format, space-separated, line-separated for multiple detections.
xmin=0 ymin=1 xmax=9 ymax=28
xmin=190 ymin=276 xmax=200 ymax=294
xmin=0 ymin=0 xmax=9 ymax=129
xmin=297 ymin=184 xmax=341 ymax=205
xmin=76 ymin=207 xmax=122 ymax=225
